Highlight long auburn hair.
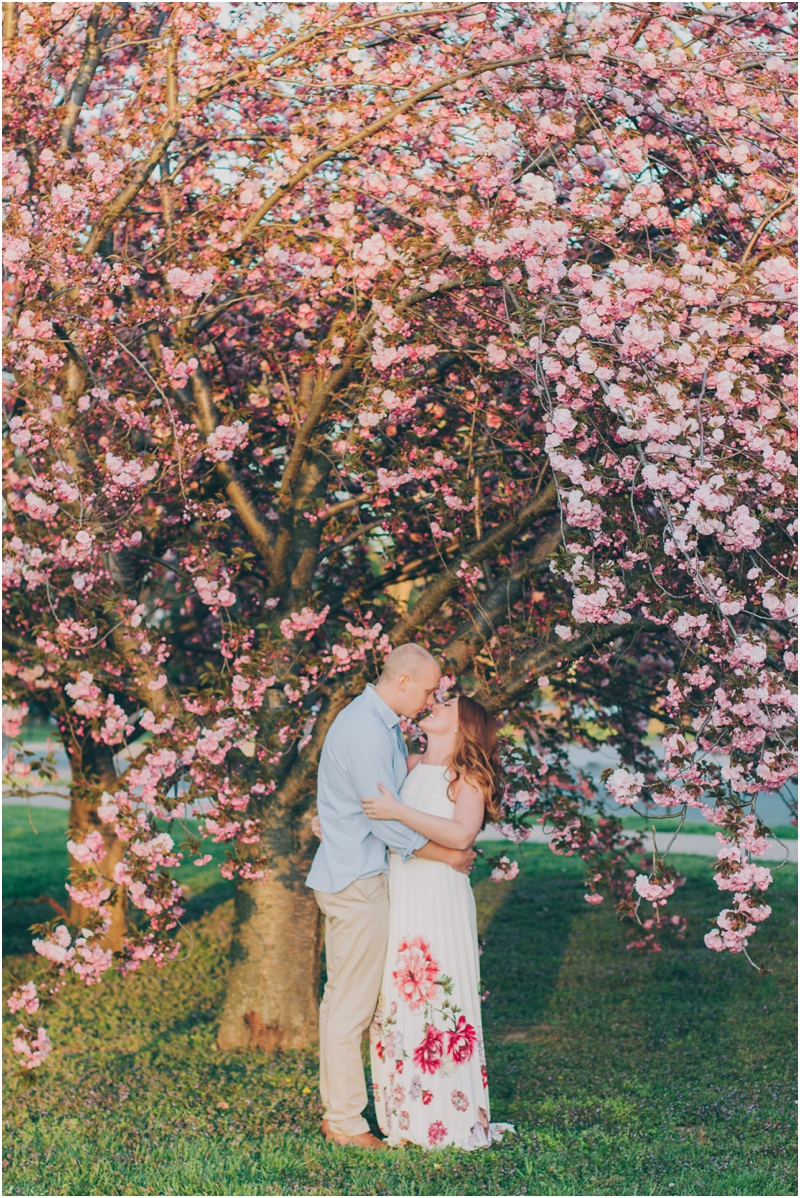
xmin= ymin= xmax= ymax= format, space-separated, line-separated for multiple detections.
xmin=447 ymin=695 xmax=504 ymax=825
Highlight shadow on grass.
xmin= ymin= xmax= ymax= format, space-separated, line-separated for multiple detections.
xmin=181 ymin=879 xmax=236 ymax=924
xmin=1 ymin=860 xmax=236 ymax=957
xmin=479 ymin=847 xmax=586 ymax=1034
xmin=3 ymin=897 xmax=66 ymax=959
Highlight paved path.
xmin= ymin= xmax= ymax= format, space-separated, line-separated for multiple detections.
xmin=478 ymin=825 xmax=797 ymax=863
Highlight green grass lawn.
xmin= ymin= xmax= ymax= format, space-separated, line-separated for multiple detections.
xmin=2 ymin=807 xmax=797 ymax=1196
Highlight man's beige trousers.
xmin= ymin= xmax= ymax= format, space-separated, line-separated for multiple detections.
xmin=314 ymin=874 xmax=389 ymax=1137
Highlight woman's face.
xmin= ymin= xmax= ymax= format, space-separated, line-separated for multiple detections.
xmin=418 ymin=697 xmax=459 ymax=736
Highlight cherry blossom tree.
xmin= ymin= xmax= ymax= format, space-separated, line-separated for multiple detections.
xmin=3 ymin=1 xmax=796 ymax=1067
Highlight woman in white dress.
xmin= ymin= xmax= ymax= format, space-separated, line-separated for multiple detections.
xmin=361 ymin=695 xmax=505 ymax=1151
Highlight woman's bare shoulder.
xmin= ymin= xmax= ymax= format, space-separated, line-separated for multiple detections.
xmin=406 ymin=752 xmax=423 ymax=772
xmin=451 ymin=775 xmax=485 ymax=809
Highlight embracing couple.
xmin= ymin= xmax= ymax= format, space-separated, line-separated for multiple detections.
xmin=306 ymin=642 xmax=508 ymax=1152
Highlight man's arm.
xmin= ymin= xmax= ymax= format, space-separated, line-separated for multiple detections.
xmin=313 ymin=813 xmax=473 ymax=875
xmin=340 ymin=725 xmax=426 ymax=859
xmin=414 ymin=841 xmax=477 ymax=875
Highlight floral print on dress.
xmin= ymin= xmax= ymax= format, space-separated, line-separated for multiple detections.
xmin=389 ymin=933 xmax=478 ymax=1087
xmin=447 ymin=1015 xmax=476 ymax=1063
xmin=392 ymin=936 xmax=442 ymax=1009
xmin=370 ymin=931 xmax=487 ymax=1146
xmin=414 ymin=1023 xmax=445 ymax=1074
xmin=428 ymin=1120 xmax=448 ymax=1147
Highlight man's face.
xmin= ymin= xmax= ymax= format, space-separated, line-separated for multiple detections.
xmin=396 ymin=662 xmax=442 ymax=718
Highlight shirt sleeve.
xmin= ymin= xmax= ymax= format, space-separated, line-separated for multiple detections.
xmin=344 ymin=726 xmax=427 ymax=861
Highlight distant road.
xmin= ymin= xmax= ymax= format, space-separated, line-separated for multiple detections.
xmin=478 ymin=824 xmax=797 ymax=863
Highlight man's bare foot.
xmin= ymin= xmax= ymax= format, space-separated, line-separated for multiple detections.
xmin=324 ymin=1129 xmax=389 ymax=1150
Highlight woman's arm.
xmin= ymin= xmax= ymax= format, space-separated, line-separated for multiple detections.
xmin=361 ymin=781 xmax=483 ymax=851
xmin=414 ymin=841 xmax=477 ymax=873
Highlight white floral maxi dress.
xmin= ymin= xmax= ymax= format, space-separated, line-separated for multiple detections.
xmin=369 ymin=763 xmax=494 ymax=1150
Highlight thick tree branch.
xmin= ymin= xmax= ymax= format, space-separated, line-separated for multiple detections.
xmin=391 ymin=478 xmax=558 ymax=643
xmin=278 ymin=332 xmax=375 ymax=506
xmin=740 ymin=191 xmax=796 ymax=263
xmin=271 ymin=277 xmax=468 ymax=593
xmin=82 ymin=115 xmax=183 ymax=259
xmin=442 ymin=519 xmax=562 ymax=672
xmin=317 ymin=494 xmax=365 ymax=522
xmin=270 ymin=320 xmax=379 ymax=590
xmin=318 ymin=518 xmax=387 ymax=563
xmin=58 ymin=4 xmax=122 ymax=157
xmin=165 ymin=24 xmax=178 ymax=116
xmin=190 ymin=367 xmax=275 ymax=570
xmin=286 ymin=452 xmax=331 ymax=604
xmin=81 ymin=13 xmax=387 ymax=260
xmin=479 ymin=621 xmax=656 ymax=714
xmin=3 ymin=3 xmax=18 ymax=43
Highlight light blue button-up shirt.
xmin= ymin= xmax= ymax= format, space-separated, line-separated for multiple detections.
xmin=306 ymin=684 xmax=427 ymax=894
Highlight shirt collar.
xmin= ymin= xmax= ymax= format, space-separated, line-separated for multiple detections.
xmin=364 ymin=683 xmax=401 ymax=729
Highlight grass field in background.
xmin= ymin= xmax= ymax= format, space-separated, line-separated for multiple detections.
xmin=618 ymin=814 xmax=798 ymax=840
xmin=2 ymin=809 xmax=797 ymax=1196
xmin=2 ymin=806 xmax=231 ymax=958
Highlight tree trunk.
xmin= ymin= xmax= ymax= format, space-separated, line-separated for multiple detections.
xmin=217 ymin=851 xmax=321 ymax=1051
xmin=66 ymin=740 xmax=126 ymax=951
xmin=217 ymin=689 xmax=357 ymax=1051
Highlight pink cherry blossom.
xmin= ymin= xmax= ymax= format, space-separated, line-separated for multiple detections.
xmin=604 ymin=769 xmax=644 ymax=807
xmin=12 ymin=1025 xmax=52 ymax=1070
xmin=204 ymin=422 xmax=250 ymax=463
xmin=166 ymin=267 xmax=215 ymax=298
xmin=67 ymin=830 xmax=107 ymax=865
xmin=7 ymin=981 xmax=39 ymax=1015
xmin=490 ymin=856 xmax=520 ymax=882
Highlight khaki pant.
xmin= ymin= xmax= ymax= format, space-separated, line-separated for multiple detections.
xmin=314 ymin=874 xmax=389 ymax=1137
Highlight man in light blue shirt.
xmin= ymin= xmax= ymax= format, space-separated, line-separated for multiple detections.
xmin=308 ymin=643 xmax=476 ymax=1149
xmin=306 ymin=681 xmax=426 ymax=893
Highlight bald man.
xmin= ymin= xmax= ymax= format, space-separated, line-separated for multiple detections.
xmin=307 ymin=643 xmax=476 ymax=1148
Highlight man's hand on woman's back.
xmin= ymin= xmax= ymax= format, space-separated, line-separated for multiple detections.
xmin=449 ymin=847 xmax=478 ymax=875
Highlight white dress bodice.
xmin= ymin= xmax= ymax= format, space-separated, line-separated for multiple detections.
xmin=399 ymin=762 xmax=455 ymax=819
